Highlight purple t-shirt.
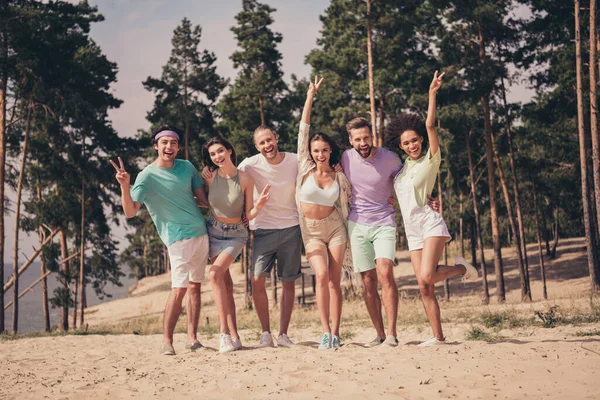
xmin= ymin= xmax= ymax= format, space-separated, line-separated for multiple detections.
xmin=341 ymin=147 xmax=403 ymax=227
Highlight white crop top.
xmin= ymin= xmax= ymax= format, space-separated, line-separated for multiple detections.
xmin=300 ymin=173 xmax=339 ymax=207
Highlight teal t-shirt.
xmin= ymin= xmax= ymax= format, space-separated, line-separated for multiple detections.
xmin=130 ymin=159 xmax=207 ymax=247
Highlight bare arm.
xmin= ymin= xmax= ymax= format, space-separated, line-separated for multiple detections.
xmin=244 ymin=174 xmax=270 ymax=220
xmin=301 ymin=76 xmax=323 ymax=126
xmin=426 ymin=71 xmax=444 ymax=157
xmin=193 ymin=187 xmax=210 ymax=208
xmin=110 ymin=157 xmax=141 ymax=218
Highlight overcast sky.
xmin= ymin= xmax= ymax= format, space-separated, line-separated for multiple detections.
xmin=5 ymin=0 xmax=535 ymax=264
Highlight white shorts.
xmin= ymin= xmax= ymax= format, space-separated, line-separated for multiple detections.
xmin=404 ymin=206 xmax=451 ymax=252
xmin=168 ymin=235 xmax=209 ymax=288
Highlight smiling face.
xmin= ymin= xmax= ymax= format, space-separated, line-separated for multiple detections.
xmin=399 ymin=130 xmax=424 ymax=160
xmin=254 ymin=128 xmax=279 ymax=161
xmin=310 ymin=139 xmax=332 ymax=167
xmin=349 ymin=127 xmax=374 ymax=159
xmin=153 ymin=136 xmax=179 ymax=165
xmin=208 ymin=143 xmax=232 ymax=168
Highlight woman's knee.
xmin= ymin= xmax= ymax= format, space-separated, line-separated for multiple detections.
xmin=419 ymin=271 xmax=435 ymax=286
xmin=418 ymin=282 xmax=435 ymax=298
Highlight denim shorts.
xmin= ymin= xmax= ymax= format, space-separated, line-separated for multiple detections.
xmin=207 ymin=216 xmax=249 ymax=260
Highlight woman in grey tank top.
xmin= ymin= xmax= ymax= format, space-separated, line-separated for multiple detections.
xmin=202 ymin=137 xmax=270 ymax=353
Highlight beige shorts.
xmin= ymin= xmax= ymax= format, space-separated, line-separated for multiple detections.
xmin=302 ymin=210 xmax=348 ymax=249
xmin=168 ymin=234 xmax=209 ymax=288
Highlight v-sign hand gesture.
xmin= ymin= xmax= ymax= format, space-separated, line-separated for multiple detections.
xmin=110 ymin=157 xmax=130 ymax=188
xmin=429 ymin=70 xmax=445 ymax=95
xmin=307 ymin=75 xmax=324 ymax=99
xmin=255 ymin=184 xmax=272 ymax=209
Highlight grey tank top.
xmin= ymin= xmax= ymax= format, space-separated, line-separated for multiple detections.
xmin=208 ymin=172 xmax=244 ymax=219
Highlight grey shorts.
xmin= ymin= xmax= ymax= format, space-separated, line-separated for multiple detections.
xmin=207 ymin=216 xmax=248 ymax=259
xmin=252 ymin=225 xmax=302 ymax=282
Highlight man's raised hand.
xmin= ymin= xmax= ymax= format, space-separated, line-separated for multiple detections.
xmin=110 ymin=157 xmax=130 ymax=188
xmin=256 ymin=184 xmax=272 ymax=209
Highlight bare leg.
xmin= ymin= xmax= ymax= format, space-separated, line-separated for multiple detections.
xmin=361 ymin=269 xmax=385 ymax=339
xmin=307 ymin=244 xmax=331 ymax=334
xmin=252 ymin=277 xmax=270 ymax=333
xmin=376 ymin=258 xmax=398 ymax=337
xmin=208 ymin=252 xmax=235 ymax=335
xmin=327 ymin=243 xmax=345 ymax=337
xmin=223 ymin=269 xmax=239 ymax=339
xmin=279 ymin=281 xmax=295 ymax=335
xmin=163 ymin=287 xmax=187 ymax=344
xmin=410 ymin=250 xmax=443 ymax=340
xmin=186 ymin=282 xmax=201 ymax=343
xmin=419 ymin=237 xmax=466 ymax=285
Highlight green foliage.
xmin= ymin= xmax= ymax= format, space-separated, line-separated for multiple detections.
xmin=465 ymin=326 xmax=499 ymax=341
xmin=535 ymin=306 xmax=560 ymax=328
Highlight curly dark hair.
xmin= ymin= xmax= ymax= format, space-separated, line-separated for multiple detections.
xmin=151 ymin=124 xmax=182 ymax=144
xmin=309 ymin=132 xmax=340 ymax=168
xmin=385 ymin=113 xmax=428 ymax=156
xmin=202 ymin=136 xmax=238 ymax=170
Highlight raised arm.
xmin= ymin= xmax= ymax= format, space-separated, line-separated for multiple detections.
xmin=110 ymin=157 xmax=141 ymax=218
xmin=298 ymin=76 xmax=324 ymax=169
xmin=426 ymin=71 xmax=444 ymax=157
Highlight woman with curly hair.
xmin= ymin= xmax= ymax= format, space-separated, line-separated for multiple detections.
xmin=387 ymin=71 xmax=479 ymax=346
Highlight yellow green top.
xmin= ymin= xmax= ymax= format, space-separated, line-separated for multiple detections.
xmin=395 ymin=148 xmax=441 ymax=207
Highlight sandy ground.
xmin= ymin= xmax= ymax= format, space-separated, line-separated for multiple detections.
xmin=1 ymin=237 xmax=600 ymax=399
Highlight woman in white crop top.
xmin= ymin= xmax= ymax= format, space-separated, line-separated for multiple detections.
xmin=296 ymin=76 xmax=353 ymax=350
xmin=386 ymin=71 xmax=479 ymax=347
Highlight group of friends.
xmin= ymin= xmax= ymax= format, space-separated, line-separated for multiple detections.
xmin=110 ymin=71 xmax=479 ymax=355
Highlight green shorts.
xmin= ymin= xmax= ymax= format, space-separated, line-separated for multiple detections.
xmin=348 ymin=221 xmax=396 ymax=273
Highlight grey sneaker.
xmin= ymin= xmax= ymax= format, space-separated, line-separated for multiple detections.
xmin=258 ymin=331 xmax=275 ymax=348
xmin=231 ymin=337 xmax=243 ymax=351
xmin=382 ymin=335 xmax=399 ymax=347
xmin=318 ymin=333 xmax=332 ymax=350
xmin=185 ymin=340 xmax=204 ymax=353
xmin=331 ymin=335 xmax=340 ymax=350
xmin=456 ymin=256 xmax=478 ymax=282
xmin=277 ymin=333 xmax=294 ymax=347
xmin=161 ymin=342 xmax=176 ymax=356
xmin=364 ymin=336 xmax=384 ymax=348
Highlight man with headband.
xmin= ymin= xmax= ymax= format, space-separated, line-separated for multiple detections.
xmin=111 ymin=124 xmax=210 ymax=356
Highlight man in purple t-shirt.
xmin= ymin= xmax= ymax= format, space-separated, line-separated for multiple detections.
xmin=341 ymin=117 xmax=402 ymax=348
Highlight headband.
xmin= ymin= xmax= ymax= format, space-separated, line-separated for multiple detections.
xmin=155 ymin=130 xmax=180 ymax=141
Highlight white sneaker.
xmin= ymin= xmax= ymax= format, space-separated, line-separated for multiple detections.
xmin=382 ymin=335 xmax=399 ymax=347
xmin=456 ymin=256 xmax=479 ymax=282
xmin=231 ymin=337 xmax=243 ymax=351
xmin=364 ymin=336 xmax=384 ymax=348
xmin=219 ymin=333 xmax=235 ymax=353
xmin=258 ymin=331 xmax=275 ymax=348
xmin=277 ymin=333 xmax=294 ymax=347
xmin=417 ymin=337 xmax=447 ymax=347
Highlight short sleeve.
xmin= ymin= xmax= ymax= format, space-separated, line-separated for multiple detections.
xmin=130 ymin=174 xmax=147 ymax=203
xmin=189 ymin=163 xmax=204 ymax=190
xmin=340 ymin=150 xmax=350 ymax=172
xmin=238 ymin=157 xmax=249 ymax=172
xmin=390 ymin=152 xmax=403 ymax=178
xmin=427 ymin=148 xmax=441 ymax=167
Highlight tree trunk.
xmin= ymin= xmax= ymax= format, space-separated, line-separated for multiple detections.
xmin=59 ymin=230 xmax=70 ymax=331
xmin=499 ymin=76 xmax=531 ymax=295
xmin=36 ymin=184 xmax=50 ymax=332
xmin=0 ymin=24 xmax=7 ymax=333
xmin=79 ymin=138 xmax=86 ymax=328
xmin=365 ymin=0 xmax=378 ymax=145
xmin=11 ymin=100 xmax=33 ymax=333
xmin=481 ymin=95 xmax=505 ymax=302
xmin=533 ymin=182 xmax=547 ymax=300
xmin=479 ymin=24 xmax=505 ymax=302
xmin=467 ymin=131 xmax=489 ymax=304
xmin=590 ymin=0 xmax=600 ymax=242
xmin=459 ymin=192 xmax=465 ymax=257
xmin=551 ymin=207 xmax=559 ymax=259
xmin=470 ymin=220 xmax=477 ymax=268
xmin=79 ymin=182 xmax=85 ymax=327
xmin=576 ymin=0 xmax=600 ymax=291
xmin=378 ymin=94 xmax=386 ymax=147
xmin=437 ymin=170 xmax=450 ymax=300
xmin=491 ymin=132 xmax=530 ymax=301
